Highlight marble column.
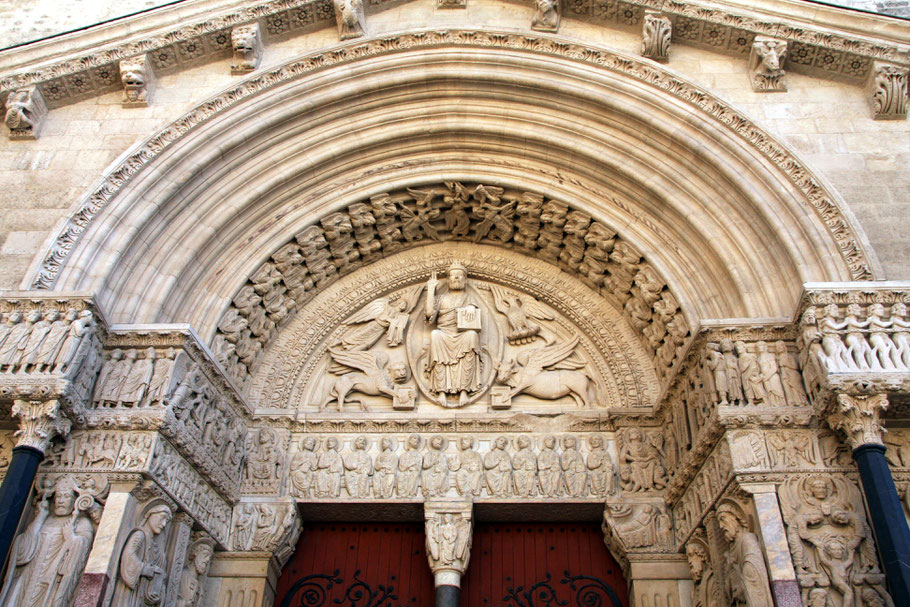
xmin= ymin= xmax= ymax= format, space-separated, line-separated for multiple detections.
xmin=0 ymin=398 xmax=69 ymax=573
xmin=72 ymin=478 xmax=142 ymax=607
xmin=829 ymin=393 xmax=910 ymax=605
xmin=741 ymin=483 xmax=801 ymax=607
xmin=424 ymin=500 xmax=473 ymax=607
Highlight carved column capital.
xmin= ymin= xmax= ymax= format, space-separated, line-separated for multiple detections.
xmin=828 ymin=393 xmax=889 ymax=450
xmin=424 ymin=500 xmax=473 ymax=586
xmin=11 ymin=397 xmax=70 ymax=453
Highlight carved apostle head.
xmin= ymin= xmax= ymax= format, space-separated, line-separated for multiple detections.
xmin=429 ymin=435 xmax=445 ymax=451
xmin=543 ymin=435 xmax=556 ymax=449
xmin=44 ymin=308 xmax=59 ymax=322
xmin=325 ymin=437 xmax=339 ymax=451
xmin=685 ymin=541 xmax=708 ymax=583
xmin=493 ymin=436 xmax=508 ymax=450
xmin=143 ymin=503 xmax=173 ymax=536
xmin=381 ymin=436 xmax=395 ymax=451
xmin=892 ymin=302 xmax=907 ymax=318
xmin=192 ymin=542 xmax=214 ymax=573
xmin=301 ymin=437 xmax=317 ymax=451
xmin=562 ymin=436 xmax=577 ymax=450
xmin=26 ymin=309 xmax=42 ymax=323
xmin=716 ymin=502 xmax=748 ymax=543
xmin=5 ymin=310 xmax=21 ymax=324
xmin=588 ymin=435 xmax=604 ymax=450
xmin=407 ymin=434 xmax=421 ymax=449
xmin=354 ymin=435 xmax=369 ymax=450
xmin=458 ymin=437 xmax=474 ymax=451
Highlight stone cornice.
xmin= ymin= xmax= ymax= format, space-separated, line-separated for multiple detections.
xmin=1 ymin=0 xmax=907 ymax=110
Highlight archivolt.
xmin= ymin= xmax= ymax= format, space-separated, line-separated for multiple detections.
xmin=28 ymin=29 xmax=877 ymax=345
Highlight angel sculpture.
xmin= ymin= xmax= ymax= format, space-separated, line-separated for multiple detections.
xmin=331 ymin=285 xmax=424 ymax=359
xmin=495 ymin=335 xmax=593 ymax=407
xmin=321 ymin=348 xmax=411 ymax=411
xmin=471 ymin=185 xmax=515 ymax=242
xmin=426 ymin=513 xmax=472 ymax=570
xmin=481 ymin=284 xmax=554 ymax=344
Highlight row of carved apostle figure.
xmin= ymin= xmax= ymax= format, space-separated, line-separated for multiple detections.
xmin=94 ymin=347 xmax=176 ymax=407
xmin=802 ymin=303 xmax=910 ymax=374
xmin=702 ymin=339 xmax=809 ymax=407
xmin=289 ymin=434 xmax=616 ymax=500
xmin=0 ymin=308 xmax=94 ymax=374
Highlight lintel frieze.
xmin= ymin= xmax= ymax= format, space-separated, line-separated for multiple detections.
xmin=1 ymin=0 xmax=906 ymax=112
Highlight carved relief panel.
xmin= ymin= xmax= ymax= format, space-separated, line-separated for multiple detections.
xmin=285 ymin=432 xmax=618 ymax=501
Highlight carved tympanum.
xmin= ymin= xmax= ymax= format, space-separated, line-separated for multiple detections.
xmin=307 ymin=262 xmax=602 ymax=411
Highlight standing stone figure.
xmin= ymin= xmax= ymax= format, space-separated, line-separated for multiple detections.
xmin=717 ymin=501 xmax=773 ymax=607
xmin=561 ymin=436 xmax=587 ymax=497
xmin=373 ymin=437 xmax=398 ymax=498
xmin=452 ymin=436 xmax=484 ymax=497
xmin=422 ymin=435 xmax=450 ymax=497
xmin=113 ymin=502 xmax=174 ymax=607
xmin=398 ymin=434 xmax=423 ymax=497
xmin=735 ymin=341 xmax=765 ymax=404
xmin=537 ymin=435 xmax=561 ymax=497
xmin=316 ymin=437 xmax=343 ymax=498
xmin=0 ymin=476 xmax=96 ymax=607
xmin=720 ymin=338 xmax=743 ymax=403
xmin=345 ymin=436 xmax=373 ymax=498
xmin=586 ymin=435 xmax=614 ymax=497
xmin=176 ymin=541 xmax=214 ymax=607
xmin=485 ymin=436 xmax=513 ymax=497
xmin=424 ymin=262 xmax=482 ymax=406
xmin=756 ymin=342 xmax=786 ymax=407
xmin=512 ymin=435 xmax=538 ymax=497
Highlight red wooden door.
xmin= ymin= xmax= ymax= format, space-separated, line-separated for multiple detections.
xmin=274 ymin=523 xmax=434 ymax=607
xmin=461 ymin=522 xmax=629 ymax=607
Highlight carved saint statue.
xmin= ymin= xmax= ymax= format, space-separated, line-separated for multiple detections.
xmin=424 ymin=262 xmax=482 ymax=406
xmin=112 ymin=502 xmax=173 ymax=607
xmin=513 ymin=435 xmax=538 ymax=497
xmin=373 ymin=437 xmax=398 ymax=498
xmin=618 ymin=427 xmax=667 ymax=492
xmin=537 ymin=435 xmax=561 ymax=497
xmin=422 ymin=435 xmax=450 ymax=497
xmin=398 ymin=434 xmax=423 ymax=497
xmin=452 ymin=436 xmax=484 ymax=497
xmin=290 ymin=437 xmax=319 ymax=498
xmin=717 ymin=501 xmax=773 ymax=607
xmin=426 ymin=513 xmax=472 ymax=571
xmin=0 ymin=475 xmax=98 ymax=607
xmin=345 ymin=435 xmax=373 ymax=498
xmin=484 ymin=436 xmax=513 ymax=497
xmin=586 ymin=435 xmax=614 ymax=497
xmin=176 ymin=541 xmax=214 ymax=607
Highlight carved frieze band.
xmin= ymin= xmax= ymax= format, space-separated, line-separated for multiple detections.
xmin=2 ymin=0 xmax=906 ymax=112
xmin=796 ymin=288 xmax=910 ymax=403
xmin=29 ymin=29 xmax=874 ymax=293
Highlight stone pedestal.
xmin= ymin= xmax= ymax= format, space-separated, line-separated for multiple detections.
xmin=204 ymin=552 xmax=282 ymax=607
xmin=626 ymin=556 xmax=692 ymax=607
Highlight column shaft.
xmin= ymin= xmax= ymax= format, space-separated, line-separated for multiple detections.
xmin=854 ymin=443 xmax=910 ymax=604
xmin=0 ymin=445 xmax=43 ymax=573
xmin=435 ymin=584 xmax=460 ymax=607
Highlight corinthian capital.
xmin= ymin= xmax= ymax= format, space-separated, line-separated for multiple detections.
xmin=11 ymin=398 xmax=71 ymax=453
xmin=828 ymin=393 xmax=889 ymax=450
xmin=424 ymin=501 xmax=473 ymax=585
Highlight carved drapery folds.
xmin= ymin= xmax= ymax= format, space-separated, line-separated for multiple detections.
xmin=749 ymin=38 xmax=788 ymax=92
xmin=92 ymin=327 xmax=250 ymax=499
xmin=230 ymin=500 xmax=302 ymax=567
xmin=286 ymin=432 xmax=616 ymax=500
xmin=424 ymin=501 xmax=473 ymax=585
xmin=641 ymin=12 xmax=671 ymax=62
xmin=231 ymin=24 xmax=262 ymax=74
xmin=214 ymin=183 xmax=688 ymax=393
xmin=4 ymin=86 xmax=47 ymax=140
xmin=603 ymin=501 xmax=675 ymax=568
xmin=0 ymin=473 xmax=107 ymax=607
xmin=716 ymin=499 xmax=774 ymax=607
xmin=868 ymin=62 xmax=909 ymax=120
xmin=119 ymin=54 xmax=155 ymax=108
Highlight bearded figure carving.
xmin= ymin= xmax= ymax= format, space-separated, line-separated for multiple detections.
xmin=0 ymin=475 xmax=104 ymax=607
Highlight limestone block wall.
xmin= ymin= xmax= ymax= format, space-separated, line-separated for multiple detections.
xmin=0 ymin=0 xmax=906 ymax=294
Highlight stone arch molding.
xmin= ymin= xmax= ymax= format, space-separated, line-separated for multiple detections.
xmin=250 ymin=243 xmax=660 ymax=411
xmin=26 ymin=29 xmax=878 ymax=352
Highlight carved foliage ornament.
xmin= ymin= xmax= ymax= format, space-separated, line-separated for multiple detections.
xmin=749 ymin=38 xmax=788 ymax=92
xmin=829 ymin=393 xmax=889 ymax=450
xmin=641 ymin=12 xmax=671 ymax=62
xmin=12 ymin=398 xmax=70 ymax=453
xmin=868 ymin=62 xmax=909 ymax=120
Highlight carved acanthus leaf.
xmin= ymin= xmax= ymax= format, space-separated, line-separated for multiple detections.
xmin=12 ymin=398 xmax=71 ymax=453
xmin=829 ymin=393 xmax=889 ymax=450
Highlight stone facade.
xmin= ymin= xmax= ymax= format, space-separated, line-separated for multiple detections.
xmin=0 ymin=1 xmax=909 ymax=607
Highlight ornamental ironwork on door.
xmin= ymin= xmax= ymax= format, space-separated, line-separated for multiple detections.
xmin=274 ymin=522 xmax=627 ymax=607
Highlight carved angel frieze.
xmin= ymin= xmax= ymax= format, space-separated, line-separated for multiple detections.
xmin=303 ymin=262 xmax=607 ymax=412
